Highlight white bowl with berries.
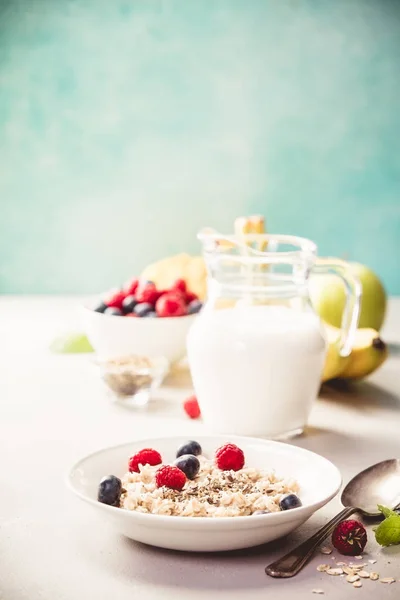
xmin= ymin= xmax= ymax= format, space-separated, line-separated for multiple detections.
xmin=67 ymin=435 xmax=341 ymax=552
xmin=82 ymin=277 xmax=202 ymax=363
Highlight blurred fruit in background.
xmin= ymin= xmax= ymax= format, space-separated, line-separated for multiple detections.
xmin=141 ymin=254 xmax=207 ymax=301
xmin=310 ymin=262 xmax=387 ymax=331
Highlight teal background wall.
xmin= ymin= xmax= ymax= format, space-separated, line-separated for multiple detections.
xmin=1 ymin=0 xmax=400 ymax=294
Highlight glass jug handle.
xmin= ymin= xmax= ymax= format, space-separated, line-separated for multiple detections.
xmin=311 ymin=258 xmax=362 ymax=357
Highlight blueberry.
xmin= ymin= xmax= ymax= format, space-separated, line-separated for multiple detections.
xmin=174 ymin=454 xmax=200 ymax=480
xmin=188 ymin=300 xmax=202 ymax=315
xmin=279 ymin=494 xmax=302 ymax=511
xmin=104 ymin=307 xmax=123 ymax=316
xmin=144 ymin=311 xmax=158 ymax=318
xmin=122 ymin=295 xmax=137 ymax=314
xmin=94 ymin=301 xmax=107 ymax=313
xmin=252 ymin=510 xmax=270 ymax=515
xmin=98 ymin=475 xmax=122 ymax=506
xmin=176 ymin=440 xmax=202 ymax=458
xmin=134 ymin=302 xmax=153 ymax=317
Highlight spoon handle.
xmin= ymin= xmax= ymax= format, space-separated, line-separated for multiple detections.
xmin=265 ymin=506 xmax=357 ymax=578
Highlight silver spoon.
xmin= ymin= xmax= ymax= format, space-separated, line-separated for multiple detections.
xmin=266 ymin=459 xmax=400 ymax=578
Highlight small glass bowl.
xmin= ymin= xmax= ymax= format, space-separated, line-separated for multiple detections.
xmin=98 ymin=355 xmax=169 ymax=407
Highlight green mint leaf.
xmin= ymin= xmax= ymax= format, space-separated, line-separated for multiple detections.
xmin=375 ymin=515 xmax=400 ymax=546
xmin=378 ymin=504 xmax=398 ymax=519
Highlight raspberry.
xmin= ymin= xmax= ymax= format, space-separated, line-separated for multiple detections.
xmin=171 ymin=279 xmax=187 ymax=294
xmin=124 ymin=277 xmax=139 ymax=296
xmin=156 ymin=293 xmax=187 ymax=317
xmin=135 ymin=282 xmax=160 ymax=305
xmin=215 ymin=444 xmax=245 ymax=471
xmin=105 ymin=289 xmax=126 ymax=309
xmin=155 ymin=465 xmax=187 ymax=490
xmin=332 ymin=520 xmax=367 ymax=555
xmin=135 ymin=281 xmax=160 ymax=306
xmin=185 ymin=291 xmax=198 ymax=304
xmin=183 ymin=395 xmax=201 ymax=419
xmin=128 ymin=448 xmax=162 ymax=473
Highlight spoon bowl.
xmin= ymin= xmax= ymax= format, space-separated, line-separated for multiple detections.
xmin=341 ymin=459 xmax=400 ymax=517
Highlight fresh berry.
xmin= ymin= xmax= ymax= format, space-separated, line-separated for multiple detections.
xmin=128 ymin=448 xmax=162 ymax=473
xmin=144 ymin=311 xmax=158 ymax=318
xmin=104 ymin=307 xmax=123 ymax=316
xmin=98 ymin=475 xmax=122 ymax=506
xmin=124 ymin=277 xmax=139 ymax=296
xmin=176 ymin=440 xmax=202 ymax=458
xmin=105 ymin=290 xmax=126 ymax=309
xmin=135 ymin=282 xmax=159 ymax=305
xmin=155 ymin=465 xmax=187 ymax=490
xmin=174 ymin=454 xmax=200 ymax=480
xmin=122 ymin=294 xmax=138 ymax=314
xmin=125 ymin=313 xmax=138 ymax=317
xmin=187 ymin=300 xmax=202 ymax=314
xmin=252 ymin=510 xmax=270 ymax=515
xmin=156 ymin=293 xmax=187 ymax=317
xmin=171 ymin=279 xmax=187 ymax=294
xmin=134 ymin=302 xmax=153 ymax=317
xmin=215 ymin=444 xmax=245 ymax=471
xmin=331 ymin=519 xmax=367 ymax=556
xmin=183 ymin=395 xmax=201 ymax=419
xmin=185 ymin=291 xmax=198 ymax=304
xmin=93 ymin=301 xmax=107 ymax=313
xmin=279 ymin=494 xmax=302 ymax=511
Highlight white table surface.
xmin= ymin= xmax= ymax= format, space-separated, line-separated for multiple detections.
xmin=1 ymin=296 xmax=400 ymax=600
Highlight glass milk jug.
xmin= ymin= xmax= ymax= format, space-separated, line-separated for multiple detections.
xmin=187 ymin=233 xmax=361 ymax=438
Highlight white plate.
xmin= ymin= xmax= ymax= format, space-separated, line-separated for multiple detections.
xmin=67 ymin=435 xmax=341 ymax=552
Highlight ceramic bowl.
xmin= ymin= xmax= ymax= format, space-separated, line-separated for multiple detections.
xmin=67 ymin=435 xmax=341 ymax=552
xmin=81 ymin=305 xmax=196 ymax=363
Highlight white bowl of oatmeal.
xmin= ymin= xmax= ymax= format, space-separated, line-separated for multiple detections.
xmin=67 ymin=436 xmax=341 ymax=552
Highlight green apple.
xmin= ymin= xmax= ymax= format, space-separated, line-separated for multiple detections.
xmin=310 ymin=262 xmax=387 ymax=331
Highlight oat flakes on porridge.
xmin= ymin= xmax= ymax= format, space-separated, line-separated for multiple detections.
xmin=97 ymin=441 xmax=301 ymax=517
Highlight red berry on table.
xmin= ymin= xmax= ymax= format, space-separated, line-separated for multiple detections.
xmin=135 ymin=281 xmax=160 ymax=305
xmin=128 ymin=448 xmax=162 ymax=473
xmin=105 ymin=290 xmax=126 ymax=309
xmin=124 ymin=277 xmax=139 ymax=296
xmin=331 ymin=520 xmax=367 ymax=555
xmin=171 ymin=279 xmax=187 ymax=294
xmin=156 ymin=293 xmax=187 ymax=317
xmin=155 ymin=465 xmax=187 ymax=491
xmin=183 ymin=395 xmax=201 ymax=419
xmin=215 ymin=444 xmax=245 ymax=471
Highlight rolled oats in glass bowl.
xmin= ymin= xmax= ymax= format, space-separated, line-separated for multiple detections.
xmin=98 ymin=355 xmax=169 ymax=406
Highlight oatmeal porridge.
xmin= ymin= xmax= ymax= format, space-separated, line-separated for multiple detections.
xmin=97 ymin=441 xmax=301 ymax=517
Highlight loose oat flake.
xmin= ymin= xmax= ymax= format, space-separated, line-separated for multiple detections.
xmin=320 ymin=546 xmax=333 ymax=555
xmin=370 ymin=572 xmax=379 ymax=581
xmin=346 ymin=575 xmax=360 ymax=583
xmin=353 ymin=581 xmax=363 ymax=588
xmin=327 ymin=568 xmax=343 ymax=576
xmin=312 ymin=590 xmax=324 ymax=595
xmin=380 ymin=578 xmax=395 ymax=584
xmin=368 ymin=559 xmax=377 ymax=564
xmin=358 ymin=571 xmax=370 ymax=578
xmin=317 ymin=564 xmax=330 ymax=572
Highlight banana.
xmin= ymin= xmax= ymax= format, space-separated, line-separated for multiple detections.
xmin=322 ymin=324 xmax=388 ymax=381
xmin=339 ymin=328 xmax=388 ymax=379
xmin=321 ymin=324 xmax=351 ymax=382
